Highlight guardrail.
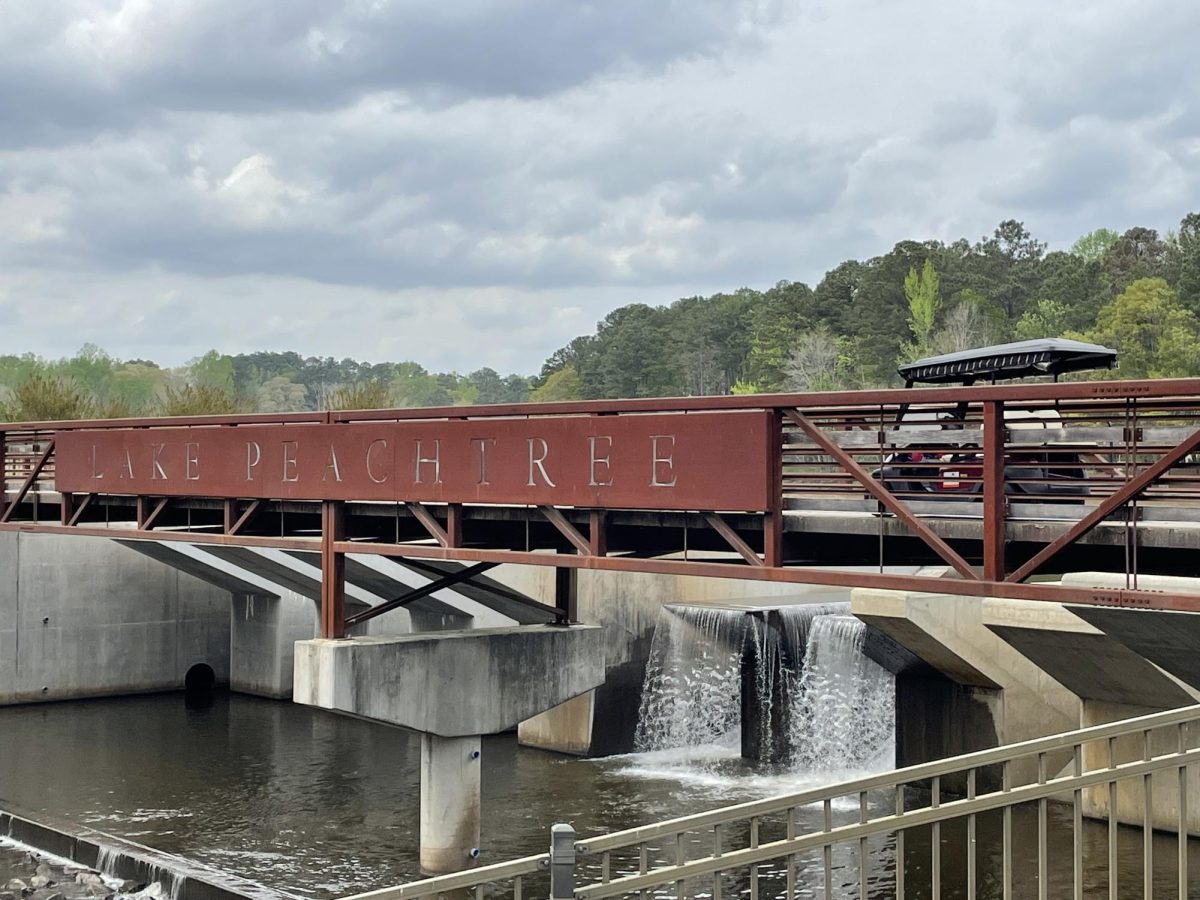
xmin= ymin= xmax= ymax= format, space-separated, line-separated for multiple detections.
xmin=353 ymin=704 xmax=1200 ymax=900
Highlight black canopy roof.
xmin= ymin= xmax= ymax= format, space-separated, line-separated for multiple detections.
xmin=898 ymin=339 xmax=1118 ymax=385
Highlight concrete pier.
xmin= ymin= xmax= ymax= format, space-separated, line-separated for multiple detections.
xmin=420 ymin=734 xmax=482 ymax=873
xmin=293 ymin=625 xmax=605 ymax=872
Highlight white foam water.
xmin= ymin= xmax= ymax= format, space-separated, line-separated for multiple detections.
xmin=630 ymin=602 xmax=895 ymax=783
xmin=788 ymin=614 xmax=895 ymax=772
xmin=633 ymin=606 xmax=749 ymax=752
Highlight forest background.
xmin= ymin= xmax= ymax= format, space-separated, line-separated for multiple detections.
xmin=4 ymin=213 xmax=1200 ymax=421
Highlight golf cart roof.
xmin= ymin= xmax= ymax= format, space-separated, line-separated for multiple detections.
xmin=898 ymin=339 xmax=1118 ymax=386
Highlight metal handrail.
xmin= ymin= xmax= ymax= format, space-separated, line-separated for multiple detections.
xmin=574 ymin=702 xmax=1200 ymax=854
xmin=339 ymin=852 xmax=548 ymax=900
xmin=349 ymin=704 xmax=1200 ymax=900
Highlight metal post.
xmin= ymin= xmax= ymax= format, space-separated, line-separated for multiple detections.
xmin=555 ymin=566 xmax=578 ymax=624
xmin=982 ymin=400 xmax=1006 ymax=580
xmin=0 ymin=430 xmax=7 ymax=519
xmin=549 ymin=823 xmax=576 ymax=900
xmin=321 ymin=500 xmax=346 ymax=639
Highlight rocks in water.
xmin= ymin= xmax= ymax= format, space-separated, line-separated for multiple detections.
xmin=73 ymin=875 xmax=104 ymax=888
xmin=30 ymin=890 xmax=65 ymax=900
xmin=30 ymin=876 xmax=54 ymax=889
xmin=5 ymin=880 xmax=29 ymax=892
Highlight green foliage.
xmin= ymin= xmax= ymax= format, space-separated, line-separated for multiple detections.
xmin=1014 ymin=299 xmax=1074 ymax=341
xmin=729 ymin=379 xmax=760 ymax=395
xmin=157 ymin=384 xmax=244 ymax=416
xmin=0 ymin=375 xmax=94 ymax=422
xmin=326 ymin=380 xmax=392 ymax=411
xmin=1070 ymin=228 xmax=1119 ymax=264
xmin=901 ymin=259 xmax=942 ymax=360
xmin=1081 ymin=278 xmax=1200 ymax=379
xmin=530 ymin=365 xmax=582 ymax=402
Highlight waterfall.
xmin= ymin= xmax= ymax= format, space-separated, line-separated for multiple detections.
xmin=634 ymin=602 xmax=895 ymax=774
xmin=634 ymin=606 xmax=748 ymax=751
xmin=788 ymin=614 xmax=895 ymax=770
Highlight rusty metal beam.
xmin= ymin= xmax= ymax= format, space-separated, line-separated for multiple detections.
xmin=588 ymin=509 xmax=608 ymax=557
xmin=1008 ymin=427 xmax=1200 ymax=583
xmin=66 ymin=493 xmax=94 ymax=527
xmin=333 ymin=539 xmax=1200 ymax=613
xmin=0 ymin=439 xmax=53 ymax=524
xmin=0 ymin=430 xmax=8 ymax=520
xmin=982 ymin=400 xmax=1006 ymax=581
xmin=702 ymin=512 xmax=764 ymax=567
xmin=539 ymin=505 xmax=593 ymax=556
xmin=406 ymin=502 xmax=451 ymax=548
xmin=784 ymin=410 xmax=979 ymax=580
xmin=320 ymin=500 xmax=346 ymax=639
xmin=446 ymin=503 xmax=463 ymax=549
xmin=227 ymin=499 xmax=261 ymax=536
xmin=344 ymin=562 xmax=499 ymax=628
xmin=138 ymin=497 xmax=169 ymax=531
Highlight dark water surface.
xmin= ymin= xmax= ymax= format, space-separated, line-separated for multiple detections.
xmin=1 ymin=693 xmax=1198 ymax=899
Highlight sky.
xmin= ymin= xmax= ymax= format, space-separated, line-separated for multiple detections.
xmin=1 ymin=1 xmax=1197 ymax=374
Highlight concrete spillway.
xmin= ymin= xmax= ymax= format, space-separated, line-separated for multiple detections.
xmin=633 ymin=601 xmax=896 ymax=771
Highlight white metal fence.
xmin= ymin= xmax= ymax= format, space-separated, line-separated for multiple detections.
xmin=343 ymin=704 xmax=1200 ymax=900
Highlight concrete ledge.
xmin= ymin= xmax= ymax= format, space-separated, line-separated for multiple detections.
xmin=982 ymin=598 xmax=1198 ymax=708
xmin=293 ymin=625 xmax=605 ymax=736
xmin=1 ymin=807 xmax=297 ymax=900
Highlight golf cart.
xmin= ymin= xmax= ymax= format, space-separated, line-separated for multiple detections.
xmin=879 ymin=339 xmax=1118 ymax=500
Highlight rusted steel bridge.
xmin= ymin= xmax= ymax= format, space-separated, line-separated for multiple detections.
xmin=5 ymin=377 xmax=1200 ymax=637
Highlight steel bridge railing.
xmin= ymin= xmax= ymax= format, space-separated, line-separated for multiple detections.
xmin=346 ymin=704 xmax=1200 ymax=900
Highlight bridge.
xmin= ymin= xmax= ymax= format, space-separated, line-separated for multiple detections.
xmin=8 ymin=376 xmax=1200 ymax=878
xmin=4 ymin=376 xmax=1200 ymax=630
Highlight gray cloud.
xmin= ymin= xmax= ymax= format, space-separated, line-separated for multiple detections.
xmin=1 ymin=0 xmax=1198 ymax=371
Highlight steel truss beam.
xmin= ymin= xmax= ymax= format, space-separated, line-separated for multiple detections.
xmin=343 ymin=561 xmax=503 ymax=628
xmin=784 ymin=409 xmax=978 ymax=579
xmin=1008 ymin=425 xmax=1200 ymax=583
xmin=0 ymin=439 xmax=54 ymax=524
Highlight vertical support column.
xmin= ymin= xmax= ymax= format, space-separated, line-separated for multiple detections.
xmin=60 ymin=492 xmax=74 ymax=526
xmin=764 ymin=409 xmax=785 ymax=567
xmin=420 ymin=733 xmax=482 ymax=874
xmin=0 ymin=430 xmax=7 ymax=519
xmin=446 ymin=503 xmax=463 ymax=548
xmin=555 ymin=566 xmax=578 ymax=623
xmin=321 ymin=500 xmax=346 ymax=639
xmin=588 ymin=510 xmax=608 ymax=557
xmin=549 ymin=824 xmax=577 ymax=900
xmin=982 ymin=400 xmax=1006 ymax=581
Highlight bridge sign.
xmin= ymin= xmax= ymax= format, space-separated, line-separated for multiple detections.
xmin=55 ymin=410 xmax=775 ymax=512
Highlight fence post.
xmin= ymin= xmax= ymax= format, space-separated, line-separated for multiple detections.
xmin=549 ymin=823 xmax=576 ymax=900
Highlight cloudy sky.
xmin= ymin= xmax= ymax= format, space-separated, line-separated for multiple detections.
xmin=1 ymin=1 xmax=1197 ymax=373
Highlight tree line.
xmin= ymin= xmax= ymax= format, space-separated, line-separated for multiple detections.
xmin=3 ymin=212 xmax=1199 ymax=421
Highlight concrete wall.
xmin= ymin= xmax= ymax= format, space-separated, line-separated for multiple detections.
xmin=853 ymin=588 xmax=1080 ymax=783
xmin=499 ymin=565 xmax=884 ymax=755
xmin=229 ymin=591 xmax=318 ymax=699
xmin=0 ymin=531 xmax=231 ymax=704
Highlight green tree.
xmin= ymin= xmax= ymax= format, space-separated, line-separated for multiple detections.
xmin=326 ymin=380 xmax=391 ymax=411
xmin=1070 ymin=228 xmax=1119 ymax=264
xmin=0 ymin=375 xmax=94 ymax=422
xmin=1080 ymin=278 xmax=1200 ymax=378
xmin=901 ymin=259 xmax=942 ymax=360
xmin=529 ymin=365 xmax=582 ymax=401
xmin=157 ymin=384 xmax=244 ymax=416
xmin=1166 ymin=212 xmax=1200 ymax=315
xmin=1014 ymin=298 xmax=1075 ymax=341
xmin=187 ymin=350 xmax=237 ymax=394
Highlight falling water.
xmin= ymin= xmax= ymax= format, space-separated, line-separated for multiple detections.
xmin=788 ymin=614 xmax=895 ymax=770
xmin=633 ymin=606 xmax=748 ymax=751
xmin=634 ymin=602 xmax=895 ymax=774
